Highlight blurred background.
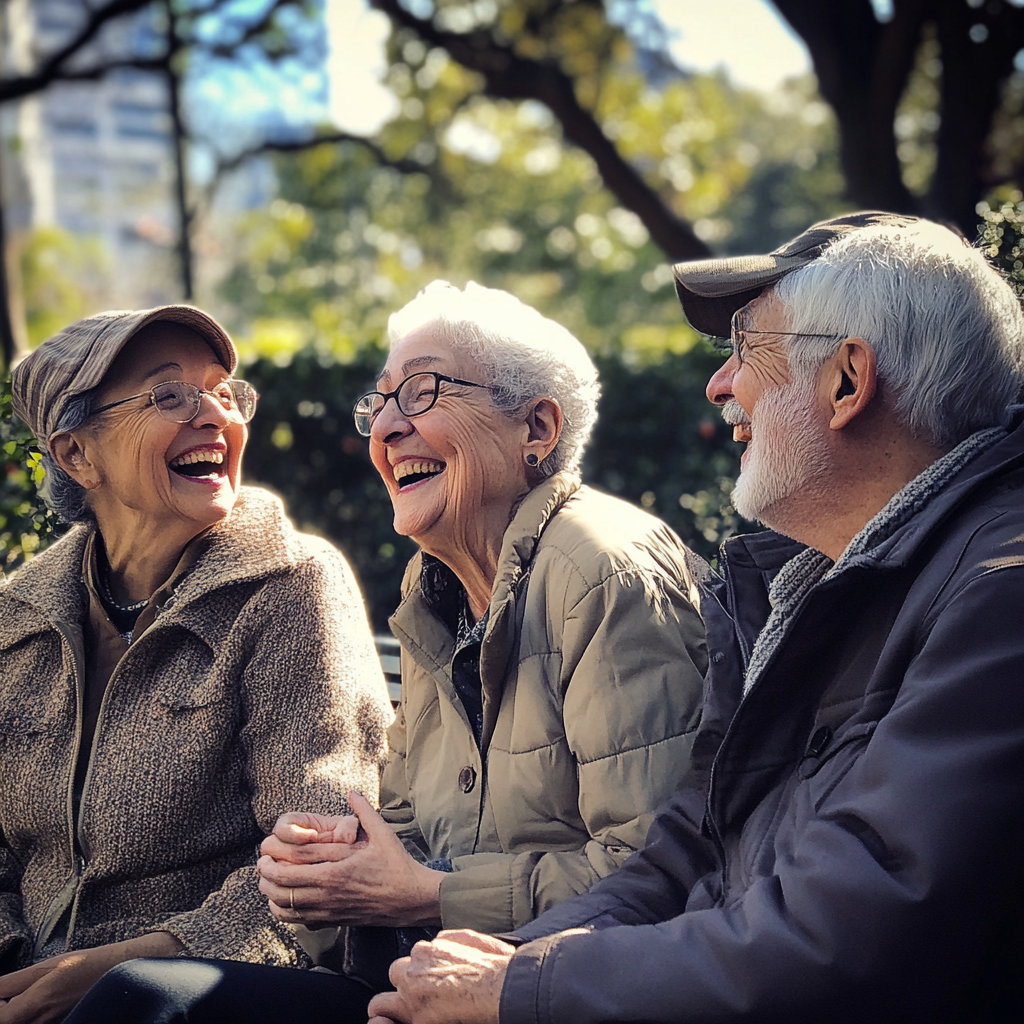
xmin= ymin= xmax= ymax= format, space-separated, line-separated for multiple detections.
xmin=2 ymin=0 xmax=1024 ymax=627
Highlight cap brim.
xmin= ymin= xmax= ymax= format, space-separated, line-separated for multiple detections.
xmin=670 ymin=211 xmax=920 ymax=338
xmin=671 ymin=253 xmax=804 ymax=338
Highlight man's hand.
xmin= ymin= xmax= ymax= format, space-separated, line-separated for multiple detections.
xmin=367 ymin=930 xmax=513 ymax=1024
xmin=258 ymin=790 xmax=444 ymax=928
xmin=0 ymin=931 xmax=181 ymax=1024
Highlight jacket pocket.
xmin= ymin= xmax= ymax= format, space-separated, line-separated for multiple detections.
xmin=800 ymin=721 xmax=877 ymax=811
xmin=0 ymin=711 xmax=53 ymax=736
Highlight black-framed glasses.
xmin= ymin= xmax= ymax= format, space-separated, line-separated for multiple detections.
xmin=353 ymin=371 xmax=498 ymax=437
xmin=91 ymin=379 xmax=259 ymax=424
xmin=709 ymin=313 xmax=843 ymax=363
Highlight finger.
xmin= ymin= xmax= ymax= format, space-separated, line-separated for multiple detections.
xmin=256 ymin=856 xmax=336 ymax=892
xmin=0 ymin=963 xmax=44 ymax=999
xmin=271 ymin=812 xmax=323 ymax=844
xmin=435 ymin=929 xmax=517 ymax=955
xmin=261 ymin=836 xmax=355 ymax=865
xmin=347 ymin=791 xmax=398 ymax=846
xmin=368 ymin=991 xmax=407 ymax=1024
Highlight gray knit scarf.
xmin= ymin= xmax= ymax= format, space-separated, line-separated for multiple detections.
xmin=742 ymin=426 xmax=1005 ymax=696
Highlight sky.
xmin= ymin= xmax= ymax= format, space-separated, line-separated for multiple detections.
xmin=324 ymin=0 xmax=814 ymax=136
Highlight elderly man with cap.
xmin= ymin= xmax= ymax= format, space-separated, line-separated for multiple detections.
xmin=367 ymin=213 xmax=1024 ymax=1024
xmin=0 ymin=307 xmax=392 ymax=1021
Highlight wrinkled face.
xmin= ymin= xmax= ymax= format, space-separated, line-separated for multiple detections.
xmin=81 ymin=323 xmax=247 ymax=533
xmin=368 ymin=326 xmax=530 ymax=553
xmin=707 ymin=292 xmax=831 ymax=527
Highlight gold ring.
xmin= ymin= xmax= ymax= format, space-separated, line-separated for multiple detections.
xmin=289 ymin=888 xmax=296 ymax=913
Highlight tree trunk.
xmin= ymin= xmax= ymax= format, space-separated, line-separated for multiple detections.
xmin=165 ymin=0 xmax=193 ymax=301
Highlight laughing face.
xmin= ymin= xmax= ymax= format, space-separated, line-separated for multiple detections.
xmin=707 ymin=293 xmax=832 ymax=529
xmin=78 ymin=322 xmax=247 ymax=538
xmin=368 ymin=326 xmax=532 ymax=559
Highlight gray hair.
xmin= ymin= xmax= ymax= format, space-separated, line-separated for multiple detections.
xmin=387 ymin=281 xmax=600 ymax=476
xmin=40 ymin=393 xmax=95 ymax=524
xmin=774 ymin=218 xmax=1024 ymax=449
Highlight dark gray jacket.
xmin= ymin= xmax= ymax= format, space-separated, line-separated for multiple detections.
xmin=501 ymin=411 xmax=1024 ymax=1023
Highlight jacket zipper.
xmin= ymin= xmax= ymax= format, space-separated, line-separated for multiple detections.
xmin=32 ymin=619 xmax=86 ymax=958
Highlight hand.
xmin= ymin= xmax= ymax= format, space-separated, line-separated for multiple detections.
xmin=367 ymin=930 xmax=512 ymax=1024
xmin=261 ymin=810 xmax=362 ymax=850
xmin=258 ymin=790 xmax=443 ymax=929
xmin=0 ymin=932 xmax=181 ymax=1024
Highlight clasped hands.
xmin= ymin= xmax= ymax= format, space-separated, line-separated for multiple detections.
xmin=259 ymin=791 xmax=515 ymax=1023
xmin=257 ymin=790 xmax=445 ymax=929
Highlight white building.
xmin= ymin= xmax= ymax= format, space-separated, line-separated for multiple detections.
xmin=1 ymin=0 xmax=182 ymax=315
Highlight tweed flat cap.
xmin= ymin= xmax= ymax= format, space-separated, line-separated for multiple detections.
xmin=11 ymin=305 xmax=237 ymax=442
xmin=671 ymin=211 xmax=920 ymax=338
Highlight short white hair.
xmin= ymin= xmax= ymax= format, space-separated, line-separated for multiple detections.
xmin=774 ymin=218 xmax=1024 ymax=448
xmin=387 ymin=281 xmax=600 ymax=476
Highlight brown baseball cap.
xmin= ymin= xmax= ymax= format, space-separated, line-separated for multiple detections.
xmin=11 ymin=304 xmax=237 ymax=442
xmin=671 ymin=211 xmax=920 ymax=338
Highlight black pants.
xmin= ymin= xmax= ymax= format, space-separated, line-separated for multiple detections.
xmin=64 ymin=958 xmax=374 ymax=1024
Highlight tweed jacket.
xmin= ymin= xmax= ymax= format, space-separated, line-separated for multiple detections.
xmin=502 ymin=417 xmax=1024 ymax=1023
xmin=382 ymin=472 xmax=708 ymax=934
xmin=0 ymin=486 xmax=392 ymax=972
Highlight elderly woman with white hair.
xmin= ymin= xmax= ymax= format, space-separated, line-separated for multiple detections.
xmin=70 ymin=282 xmax=707 ymax=1021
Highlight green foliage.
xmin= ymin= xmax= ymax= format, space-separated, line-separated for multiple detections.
xmin=978 ymin=189 xmax=1024 ymax=296
xmin=19 ymin=227 xmax=108 ymax=347
xmin=0 ymin=374 xmax=60 ymax=578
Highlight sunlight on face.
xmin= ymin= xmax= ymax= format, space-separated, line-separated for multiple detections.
xmin=367 ymin=326 xmax=530 ymax=557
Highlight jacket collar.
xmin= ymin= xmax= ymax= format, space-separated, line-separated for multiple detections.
xmin=0 ymin=486 xmax=296 ymax=648
xmin=389 ymin=472 xmax=582 ymax=746
xmin=834 ymin=411 xmax=1023 ymax=572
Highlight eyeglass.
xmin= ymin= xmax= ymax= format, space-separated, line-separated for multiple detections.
xmin=91 ymin=379 xmax=259 ymax=423
xmin=353 ymin=371 xmax=498 ymax=436
xmin=709 ymin=313 xmax=842 ymax=363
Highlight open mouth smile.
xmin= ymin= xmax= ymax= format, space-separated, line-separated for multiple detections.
xmin=394 ymin=459 xmax=445 ymax=490
xmin=169 ymin=448 xmax=227 ymax=482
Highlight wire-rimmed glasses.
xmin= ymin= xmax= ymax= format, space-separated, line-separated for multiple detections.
xmin=91 ymin=379 xmax=259 ymax=424
xmin=353 ymin=371 xmax=498 ymax=436
xmin=708 ymin=312 xmax=843 ymax=363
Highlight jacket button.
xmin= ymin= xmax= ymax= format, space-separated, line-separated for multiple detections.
xmin=806 ymin=725 xmax=832 ymax=758
xmin=458 ymin=766 xmax=477 ymax=793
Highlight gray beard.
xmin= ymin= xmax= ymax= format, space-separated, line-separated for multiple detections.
xmin=731 ymin=375 xmax=831 ymax=526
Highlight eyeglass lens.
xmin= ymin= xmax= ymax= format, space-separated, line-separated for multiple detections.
xmin=152 ymin=380 xmax=258 ymax=423
xmin=354 ymin=372 xmax=441 ymax=435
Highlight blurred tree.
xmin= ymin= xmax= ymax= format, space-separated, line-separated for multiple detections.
xmin=366 ymin=0 xmax=1024 ymax=238
xmin=755 ymin=0 xmax=1024 ymax=231
xmin=0 ymin=0 xmax=322 ymax=362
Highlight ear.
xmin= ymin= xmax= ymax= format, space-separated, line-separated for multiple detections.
xmin=523 ymin=397 xmax=562 ymax=465
xmin=826 ymin=338 xmax=877 ymax=431
xmin=49 ymin=432 xmax=103 ymax=490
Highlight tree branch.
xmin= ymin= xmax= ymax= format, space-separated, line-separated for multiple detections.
xmin=369 ymin=0 xmax=710 ymax=259
xmin=0 ymin=0 xmax=157 ymax=103
xmin=207 ymin=131 xmax=443 ymax=200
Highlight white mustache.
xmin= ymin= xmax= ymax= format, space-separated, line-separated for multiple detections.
xmin=721 ymin=399 xmax=750 ymax=427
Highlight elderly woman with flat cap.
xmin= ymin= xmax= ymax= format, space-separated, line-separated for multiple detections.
xmin=0 ymin=306 xmax=392 ymax=1021
xmin=69 ymin=282 xmax=707 ymax=1021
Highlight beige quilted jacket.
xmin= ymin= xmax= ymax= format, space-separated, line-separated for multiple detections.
xmin=0 ymin=487 xmax=392 ymax=971
xmin=382 ymin=472 xmax=708 ymax=934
